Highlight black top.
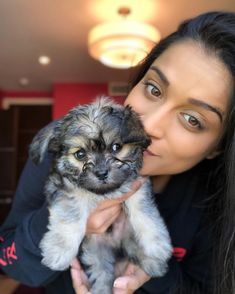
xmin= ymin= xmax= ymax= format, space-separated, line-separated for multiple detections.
xmin=0 ymin=152 xmax=214 ymax=294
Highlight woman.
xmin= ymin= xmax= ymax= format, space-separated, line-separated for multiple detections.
xmin=71 ymin=11 xmax=235 ymax=294
xmin=1 ymin=11 xmax=235 ymax=294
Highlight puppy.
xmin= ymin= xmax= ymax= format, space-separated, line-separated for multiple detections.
xmin=30 ymin=97 xmax=172 ymax=294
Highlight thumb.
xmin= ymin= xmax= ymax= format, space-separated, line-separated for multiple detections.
xmin=113 ymin=265 xmax=150 ymax=291
xmin=114 ymin=276 xmax=139 ymax=290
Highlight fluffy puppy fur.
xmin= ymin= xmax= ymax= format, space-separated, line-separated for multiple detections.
xmin=30 ymin=97 xmax=172 ymax=294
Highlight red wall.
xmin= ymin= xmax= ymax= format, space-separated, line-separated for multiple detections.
xmin=0 ymin=83 xmax=125 ymax=119
xmin=53 ymin=83 xmax=125 ymax=119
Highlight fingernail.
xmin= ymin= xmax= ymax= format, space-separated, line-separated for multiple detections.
xmin=113 ymin=278 xmax=127 ymax=289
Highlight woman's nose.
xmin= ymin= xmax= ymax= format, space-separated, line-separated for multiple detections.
xmin=141 ymin=106 xmax=170 ymax=139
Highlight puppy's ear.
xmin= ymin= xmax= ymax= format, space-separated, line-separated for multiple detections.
xmin=121 ymin=105 xmax=151 ymax=149
xmin=29 ymin=120 xmax=60 ymax=165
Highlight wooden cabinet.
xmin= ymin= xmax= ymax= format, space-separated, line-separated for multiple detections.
xmin=0 ymin=105 xmax=52 ymax=224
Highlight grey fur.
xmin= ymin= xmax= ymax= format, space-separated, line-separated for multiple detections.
xmin=30 ymin=97 xmax=172 ymax=294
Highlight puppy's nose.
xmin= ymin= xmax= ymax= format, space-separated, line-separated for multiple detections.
xmin=95 ymin=169 xmax=108 ymax=180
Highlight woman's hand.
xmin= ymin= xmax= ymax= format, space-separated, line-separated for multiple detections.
xmin=113 ymin=262 xmax=150 ymax=294
xmin=71 ymin=179 xmax=147 ymax=293
xmin=86 ymin=179 xmax=143 ymax=235
xmin=70 ymin=258 xmax=91 ymax=294
xmin=70 ymin=259 xmax=150 ymax=294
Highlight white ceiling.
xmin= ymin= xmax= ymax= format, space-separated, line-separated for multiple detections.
xmin=0 ymin=0 xmax=235 ymax=91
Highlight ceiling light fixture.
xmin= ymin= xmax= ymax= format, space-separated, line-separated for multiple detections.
xmin=19 ymin=77 xmax=29 ymax=87
xmin=88 ymin=7 xmax=160 ymax=69
xmin=38 ymin=55 xmax=51 ymax=65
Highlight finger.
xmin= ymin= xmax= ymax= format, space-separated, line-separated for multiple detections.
xmin=97 ymin=199 xmax=123 ymax=210
xmin=91 ymin=198 xmax=121 ymax=212
xmin=99 ymin=207 xmax=122 ymax=231
xmin=98 ymin=179 xmax=145 ymax=210
xmin=70 ymin=267 xmax=82 ymax=288
xmin=113 ymin=288 xmax=132 ymax=294
xmin=70 ymin=259 xmax=89 ymax=286
xmin=113 ymin=270 xmax=149 ymax=291
xmin=88 ymin=205 xmax=121 ymax=234
xmin=80 ymin=269 xmax=89 ymax=285
xmin=114 ymin=276 xmax=139 ymax=291
xmin=70 ymin=258 xmax=82 ymax=270
xmin=114 ymin=179 xmax=145 ymax=203
xmin=70 ymin=259 xmax=89 ymax=284
xmin=120 ymin=178 xmax=145 ymax=201
xmin=100 ymin=204 xmax=122 ymax=219
xmin=71 ymin=268 xmax=90 ymax=294
xmin=86 ymin=205 xmax=121 ymax=234
xmin=113 ymin=276 xmax=137 ymax=291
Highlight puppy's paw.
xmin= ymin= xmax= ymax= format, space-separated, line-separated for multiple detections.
xmin=141 ymin=257 xmax=168 ymax=277
xmin=42 ymin=254 xmax=70 ymax=271
xmin=138 ymin=233 xmax=172 ymax=277
xmin=40 ymin=232 xmax=78 ymax=271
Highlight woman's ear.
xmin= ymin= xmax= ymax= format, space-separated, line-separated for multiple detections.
xmin=206 ymin=150 xmax=221 ymax=160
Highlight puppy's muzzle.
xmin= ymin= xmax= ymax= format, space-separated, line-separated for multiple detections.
xmin=82 ymin=161 xmax=109 ymax=181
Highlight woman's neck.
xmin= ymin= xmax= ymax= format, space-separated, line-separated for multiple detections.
xmin=151 ymin=175 xmax=172 ymax=193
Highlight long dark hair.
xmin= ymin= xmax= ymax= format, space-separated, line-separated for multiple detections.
xmin=131 ymin=11 xmax=235 ymax=294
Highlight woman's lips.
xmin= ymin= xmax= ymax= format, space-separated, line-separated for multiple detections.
xmin=144 ymin=149 xmax=160 ymax=157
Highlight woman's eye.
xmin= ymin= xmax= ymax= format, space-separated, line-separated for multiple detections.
xmin=181 ymin=113 xmax=204 ymax=130
xmin=144 ymin=82 xmax=161 ymax=97
xmin=74 ymin=148 xmax=86 ymax=160
xmin=111 ymin=143 xmax=122 ymax=153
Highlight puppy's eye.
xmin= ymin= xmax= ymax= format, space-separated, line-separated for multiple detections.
xmin=74 ymin=149 xmax=86 ymax=160
xmin=111 ymin=143 xmax=122 ymax=153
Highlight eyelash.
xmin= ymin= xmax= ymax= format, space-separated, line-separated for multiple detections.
xmin=143 ymin=81 xmax=162 ymax=97
xmin=180 ymin=113 xmax=205 ymax=130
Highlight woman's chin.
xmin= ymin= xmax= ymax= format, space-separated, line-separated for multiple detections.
xmin=139 ymin=166 xmax=154 ymax=177
xmin=140 ymin=157 xmax=159 ymax=176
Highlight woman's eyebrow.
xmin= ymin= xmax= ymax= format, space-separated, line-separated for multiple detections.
xmin=149 ymin=65 xmax=224 ymax=122
xmin=149 ymin=66 xmax=169 ymax=86
xmin=188 ymin=98 xmax=223 ymax=122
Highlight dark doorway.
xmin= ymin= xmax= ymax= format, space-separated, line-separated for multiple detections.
xmin=0 ymin=104 xmax=52 ymax=224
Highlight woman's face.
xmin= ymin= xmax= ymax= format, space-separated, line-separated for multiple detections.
xmin=125 ymin=41 xmax=233 ymax=176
